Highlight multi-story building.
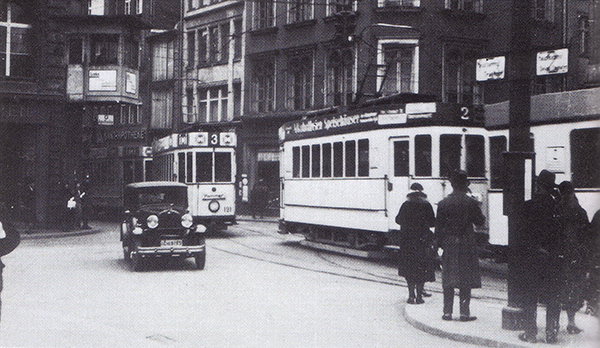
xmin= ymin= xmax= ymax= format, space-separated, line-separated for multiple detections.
xmin=0 ymin=0 xmax=68 ymax=225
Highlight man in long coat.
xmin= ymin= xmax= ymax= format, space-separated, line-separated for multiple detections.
xmin=435 ymin=170 xmax=485 ymax=322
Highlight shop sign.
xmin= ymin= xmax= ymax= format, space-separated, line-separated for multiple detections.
xmin=476 ymin=56 xmax=505 ymax=81
xmin=89 ymin=70 xmax=117 ymax=91
xmin=97 ymin=129 xmax=146 ymax=143
xmin=536 ymin=48 xmax=568 ymax=75
xmin=97 ymin=114 xmax=114 ymax=126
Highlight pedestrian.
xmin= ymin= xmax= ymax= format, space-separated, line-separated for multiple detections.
xmin=79 ymin=177 xmax=91 ymax=230
xmin=517 ymin=169 xmax=564 ymax=344
xmin=585 ymin=209 xmax=600 ymax=316
xmin=250 ymin=179 xmax=268 ymax=219
xmin=557 ymin=181 xmax=590 ymax=335
xmin=435 ymin=170 xmax=485 ymax=322
xmin=0 ymin=213 xmax=21 ymax=325
xmin=395 ymin=183 xmax=436 ymax=304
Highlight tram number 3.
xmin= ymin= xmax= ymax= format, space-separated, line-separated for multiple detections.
xmin=210 ymin=133 xmax=219 ymax=146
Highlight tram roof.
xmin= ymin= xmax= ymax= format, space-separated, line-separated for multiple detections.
xmin=125 ymin=181 xmax=188 ymax=189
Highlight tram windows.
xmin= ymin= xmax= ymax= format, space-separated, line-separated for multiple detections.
xmin=571 ymin=127 xmax=599 ymax=188
xmin=489 ymin=136 xmax=507 ymax=189
xmin=196 ymin=152 xmax=212 ymax=182
xmin=311 ymin=144 xmax=321 ymax=177
xmin=178 ymin=153 xmax=186 ymax=183
xmin=466 ymin=135 xmax=485 ymax=177
xmin=322 ymin=143 xmax=332 ymax=177
xmin=186 ymin=152 xmax=194 ymax=182
xmin=358 ymin=139 xmax=369 ymax=177
xmin=345 ymin=140 xmax=356 ymax=177
xmin=292 ymin=146 xmax=301 ymax=178
xmin=215 ymin=152 xmax=232 ymax=182
xmin=415 ymin=135 xmax=432 ymax=177
xmin=393 ymin=141 xmax=409 ymax=177
xmin=440 ymin=135 xmax=461 ymax=178
xmin=301 ymin=145 xmax=310 ymax=178
xmin=333 ymin=142 xmax=344 ymax=177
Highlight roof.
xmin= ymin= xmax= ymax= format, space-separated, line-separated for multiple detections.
xmin=125 ymin=181 xmax=188 ymax=189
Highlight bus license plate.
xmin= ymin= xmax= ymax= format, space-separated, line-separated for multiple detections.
xmin=161 ymin=239 xmax=183 ymax=247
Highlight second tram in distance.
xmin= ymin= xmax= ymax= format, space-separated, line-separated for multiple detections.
xmin=278 ymin=100 xmax=490 ymax=251
xmin=152 ymin=132 xmax=237 ymax=231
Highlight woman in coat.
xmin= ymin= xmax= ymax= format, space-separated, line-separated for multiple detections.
xmin=557 ymin=181 xmax=590 ymax=334
xmin=395 ymin=183 xmax=436 ymax=304
xmin=435 ymin=170 xmax=485 ymax=321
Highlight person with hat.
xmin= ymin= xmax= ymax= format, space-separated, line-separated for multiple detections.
xmin=517 ymin=169 xmax=564 ymax=344
xmin=0 ymin=213 xmax=20 ymax=325
xmin=435 ymin=170 xmax=485 ymax=322
xmin=395 ymin=183 xmax=436 ymax=304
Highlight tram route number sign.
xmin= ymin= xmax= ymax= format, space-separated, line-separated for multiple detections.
xmin=153 ymin=132 xmax=237 ymax=153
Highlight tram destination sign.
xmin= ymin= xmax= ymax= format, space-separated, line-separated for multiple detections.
xmin=280 ymin=102 xmax=437 ymax=141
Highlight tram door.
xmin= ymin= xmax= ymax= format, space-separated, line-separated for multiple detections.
xmin=387 ymin=137 xmax=410 ymax=230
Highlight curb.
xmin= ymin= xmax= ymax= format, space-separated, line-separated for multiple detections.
xmin=19 ymin=228 xmax=102 ymax=240
xmin=402 ymin=304 xmax=529 ymax=348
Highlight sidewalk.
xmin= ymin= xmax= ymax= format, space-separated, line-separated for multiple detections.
xmin=13 ymin=221 xmax=102 ymax=239
xmin=404 ymin=293 xmax=599 ymax=348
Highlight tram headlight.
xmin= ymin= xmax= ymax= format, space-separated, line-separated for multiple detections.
xmin=208 ymin=200 xmax=220 ymax=213
xmin=147 ymin=215 xmax=159 ymax=229
xmin=196 ymin=224 xmax=207 ymax=233
xmin=181 ymin=213 xmax=193 ymax=228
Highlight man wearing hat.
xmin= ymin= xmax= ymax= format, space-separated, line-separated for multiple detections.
xmin=517 ymin=169 xmax=563 ymax=344
xmin=435 ymin=170 xmax=486 ymax=322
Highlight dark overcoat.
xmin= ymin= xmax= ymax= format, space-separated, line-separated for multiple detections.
xmin=395 ymin=192 xmax=436 ymax=283
xmin=435 ymin=191 xmax=485 ymax=289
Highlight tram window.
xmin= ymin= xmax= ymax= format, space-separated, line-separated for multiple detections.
xmin=322 ymin=143 xmax=332 ymax=177
xmin=196 ymin=152 xmax=212 ymax=182
xmin=440 ymin=135 xmax=461 ymax=178
xmin=415 ymin=135 xmax=432 ymax=176
xmin=345 ymin=140 xmax=356 ymax=177
xmin=301 ymin=145 xmax=310 ymax=178
xmin=186 ymin=152 xmax=194 ymax=182
xmin=292 ymin=146 xmax=300 ymax=178
xmin=215 ymin=152 xmax=232 ymax=182
xmin=311 ymin=144 xmax=321 ymax=177
xmin=466 ymin=135 xmax=485 ymax=177
xmin=394 ymin=141 xmax=409 ymax=177
xmin=178 ymin=153 xmax=186 ymax=183
xmin=333 ymin=142 xmax=343 ymax=177
xmin=490 ymin=136 xmax=507 ymax=189
xmin=571 ymin=127 xmax=599 ymax=188
xmin=358 ymin=139 xmax=369 ymax=177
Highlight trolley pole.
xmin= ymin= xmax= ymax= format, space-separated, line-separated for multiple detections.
xmin=501 ymin=0 xmax=534 ymax=330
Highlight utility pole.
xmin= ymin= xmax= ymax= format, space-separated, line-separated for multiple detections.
xmin=501 ymin=0 xmax=534 ymax=330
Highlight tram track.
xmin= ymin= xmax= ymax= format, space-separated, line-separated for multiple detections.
xmin=208 ymin=223 xmax=508 ymax=303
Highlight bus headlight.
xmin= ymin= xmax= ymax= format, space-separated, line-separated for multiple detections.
xmin=208 ymin=200 xmax=220 ymax=213
xmin=147 ymin=215 xmax=159 ymax=229
xmin=181 ymin=213 xmax=193 ymax=228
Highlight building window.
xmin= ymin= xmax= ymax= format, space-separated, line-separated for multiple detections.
xmin=124 ymin=36 xmax=139 ymax=69
xmin=532 ymin=0 xmax=555 ymax=22
xmin=250 ymin=58 xmax=275 ymax=113
xmin=233 ymin=19 xmax=242 ymax=60
xmin=578 ymin=15 xmax=590 ymax=56
xmin=69 ymin=38 xmax=84 ymax=65
xmin=198 ymin=29 xmax=207 ymax=65
xmin=379 ymin=0 xmax=420 ymax=7
xmin=198 ymin=86 xmax=228 ymax=123
xmin=185 ymin=88 xmax=195 ymax=123
xmin=254 ymin=0 xmax=275 ymax=29
xmin=151 ymin=90 xmax=173 ymax=128
xmin=196 ymin=22 xmax=230 ymax=66
xmin=379 ymin=41 xmax=418 ymax=96
xmin=120 ymin=104 xmax=139 ymax=124
xmin=0 ymin=1 xmax=33 ymax=78
xmin=153 ymin=40 xmax=174 ymax=81
xmin=286 ymin=52 xmax=313 ymax=110
xmin=325 ymin=49 xmax=354 ymax=107
xmin=288 ymin=0 xmax=313 ymax=23
xmin=327 ymin=0 xmax=354 ymax=16
xmin=444 ymin=47 xmax=481 ymax=105
xmin=187 ymin=30 xmax=196 ymax=68
xmin=446 ymin=0 xmax=483 ymax=13
xmin=91 ymin=34 xmax=119 ymax=66
xmin=571 ymin=128 xmax=599 ymax=188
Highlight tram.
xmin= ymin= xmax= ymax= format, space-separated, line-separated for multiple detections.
xmin=278 ymin=97 xmax=490 ymax=250
xmin=152 ymin=132 xmax=237 ymax=231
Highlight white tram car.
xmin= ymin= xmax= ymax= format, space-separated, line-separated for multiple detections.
xmin=152 ymin=132 xmax=237 ymax=231
xmin=278 ymin=101 xmax=490 ymax=250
